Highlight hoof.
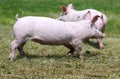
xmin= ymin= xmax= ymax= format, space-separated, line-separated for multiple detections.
xmin=20 ymin=53 xmax=26 ymax=57
xmin=79 ymin=55 xmax=84 ymax=59
xmin=100 ymin=45 xmax=104 ymax=49
xmin=67 ymin=53 xmax=72 ymax=57
xmin=8 ymin=58 xmax=13 ymax=61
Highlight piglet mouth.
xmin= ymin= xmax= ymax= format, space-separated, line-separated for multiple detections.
xmin=99 ymin=33 xmax=105 ymax=38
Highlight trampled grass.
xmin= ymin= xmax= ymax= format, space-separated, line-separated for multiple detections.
xmin=0 ymin=0 xmax=120 ymax=79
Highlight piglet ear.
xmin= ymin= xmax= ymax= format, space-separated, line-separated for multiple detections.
xmin=83 ymin=11 xmax=91 ymax=20
xmin=67 ymin=3 xmax=74 ymax=9
xmin=62 ymin=6 xmax=67 ymax=12
xmin=91 ymin=15 xmax=100 ymax=25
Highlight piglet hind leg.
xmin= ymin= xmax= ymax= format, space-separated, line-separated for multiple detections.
xmin=64 ymin=45 xmax=75 ymax=57
xmin=9 ymin=39 xmax=26 ymax=61
xmin=72 ymin=40 xmax=84 ymax=59
xmin=17 ymin=42 xmax=26 ymax=57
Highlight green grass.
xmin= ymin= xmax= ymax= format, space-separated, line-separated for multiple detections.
xmin=0 ymin=0 xmax=120 ymax=79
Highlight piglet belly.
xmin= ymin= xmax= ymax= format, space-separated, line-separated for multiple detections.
xmin=31 ymin=30 xmax=73 ymax=45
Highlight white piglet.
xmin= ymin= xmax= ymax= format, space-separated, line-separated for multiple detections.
xmin=9 ymin=14 xmax=104 ymax=61
xmin=58 ymin=4 xmax=107 ymax=49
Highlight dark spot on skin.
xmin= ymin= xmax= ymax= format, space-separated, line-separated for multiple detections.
xmin=77 ymin=16 xmax=80 ymax=19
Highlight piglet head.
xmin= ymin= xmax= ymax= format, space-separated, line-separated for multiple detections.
xmin=57 ymin=3 xmax=74 ymax=21
xmin=91 ymin=15 xmax=105 ymax=38
xmin=57 ymin=5 xmax=68 ymax=21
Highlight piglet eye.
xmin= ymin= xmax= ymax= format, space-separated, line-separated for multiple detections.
xmin=61 ymin=12 xmax=68 ymax=16
xmin=64 ymin=12 xmax=68 ymax=15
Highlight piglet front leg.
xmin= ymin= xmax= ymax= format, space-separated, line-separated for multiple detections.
xmin=75 ymin=44 xmax=84 ymax=59
xmin=98 ymin=38 xmax=104 ymax=49
xmin=72 ymin=39 xmax=84 ymax=59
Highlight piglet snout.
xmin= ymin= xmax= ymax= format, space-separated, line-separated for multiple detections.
xmin=99 ymin=33 xmax=105 ymax=38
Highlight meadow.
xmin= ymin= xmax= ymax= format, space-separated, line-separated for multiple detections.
xmin=0 ymin=0 xmax=120 ymax=79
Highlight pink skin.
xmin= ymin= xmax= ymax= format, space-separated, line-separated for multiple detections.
xmin=9 ymin=14 xmax=104 ymax=61
xmin=58 ymin=4 xmax=107 ymax=49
